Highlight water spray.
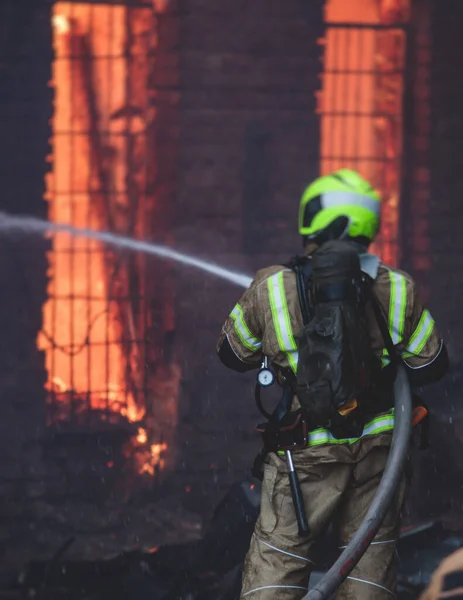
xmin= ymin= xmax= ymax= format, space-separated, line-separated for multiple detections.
xmin=0 ymin=212 xmax=253 ymax=289
xmin=1 ymin=212 xmax=413 ymax=600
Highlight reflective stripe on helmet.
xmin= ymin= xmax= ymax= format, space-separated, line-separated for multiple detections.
xmin=267 ymin=271 xmax=299 ymax=373
xmin=402 ymin=309 xmax=435 ymax=358
xmin=298 ymin=170 xmax=381 ymax=239
xmin=230 ymin=304 xmax=262 ymax=352
xmin=321 ymin=191 xmax=381 ymax=216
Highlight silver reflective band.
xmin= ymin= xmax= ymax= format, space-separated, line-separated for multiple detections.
xmin=321 ymin=191 xmax=381 ymax=216
xmin=339 ymin=539 xmax=395 ymax=549
xmin=388 ymin=270 xmax=407 ymax=345
xmin=267 ymin=271 xmax=299 ymax=372
xmin=405 ymin=309 xmax=435 ymax=355
xmin=346 ymin=576 xmax=395 ymax=597
xmin=404 ymin=339 xmax=443 ymax=369
xmin=305 ymin=413 xmax=394 ymax=447
xmin=362 ymin=415 xmax=394 ymax=435
xmin=255 ymin=536 xmax=314 ymax=564
xmin=230 ymin=304 xmax=262 ymax=351
xmin=242 ymin=585 xmax=308 ymax=597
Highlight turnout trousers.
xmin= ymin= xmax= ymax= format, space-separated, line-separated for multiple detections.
xmin=241 ymin=432 xmax=406 ymax=600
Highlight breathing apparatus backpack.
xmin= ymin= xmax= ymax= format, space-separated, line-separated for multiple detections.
xmin=254 ymin=240 xmax=430 ymax=490
xmin=291 ymin=239 xmax=381 ymax=438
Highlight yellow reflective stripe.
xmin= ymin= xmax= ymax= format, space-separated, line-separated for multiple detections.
xmin=230 ymin=304 xmax=262 ymax=352
xmin=277 ymin=411 xmax=394 ymax=450
xmin=388 ymin=271 xmax=407 ymax=345
xmin=380 ymin=270 xmax=407 ymax=367
xmin=278 ymin=274 xmax=297 ymax=352
xmin=381 ymin=348 xmax=390 ymax=368
xmin=268 ymin=276 xmax=285 ymax=350
xmin=404 ymin=309 xmax=435 ymax=356
xmin=267 ymin=271 xmax=299 ymax=373
xmin=306 ymin=411 xmax=394 ymax=447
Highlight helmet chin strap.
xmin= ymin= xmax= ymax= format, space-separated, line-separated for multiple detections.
xmin=337 ymin=219 xmax=351 ymax=240
xmin=338 ymin=219 xmax=372 ymax=251
xmin=302 ymin=217 xmax=373 ymax=254
xmin=302 ymin=216 xmax=351 ymax=248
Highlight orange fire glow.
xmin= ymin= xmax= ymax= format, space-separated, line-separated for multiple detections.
xmin=133 ymin=427 xmax=168 ymax=476
xmin=136 ymin=427 xmax=148 ymax=445
xmin=40 ymin=3 xmax=140 ymax=421
xmin=39 ymin=2 xmax=171 ymax=478
xmin=321 ymin=0 xmax=408 ymax=266
xmin=322 ymin=0 xmax=380 ymax=179
xmin=52 ymin=14 xmax=71 ymax=35
xmin=141 ymin=442 xmax=168 ymax=475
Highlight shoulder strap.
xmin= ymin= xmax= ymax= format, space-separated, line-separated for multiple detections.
xmin=295 ymin=264 xmax=311 ymax=326
xmin=285 ymin=256 xmax=311 ymax=326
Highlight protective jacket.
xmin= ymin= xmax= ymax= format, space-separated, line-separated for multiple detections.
xmin=217 ymin=253 xmax=448 ymax=600
xmin=218 ymin=254 xmax=446 ymax=443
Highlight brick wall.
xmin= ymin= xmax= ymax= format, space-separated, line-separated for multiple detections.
xmin=0 ymin=0 xmax=51 ymax=576
xmin=173 ymin=0 xmax=324 ymax=509
xmin=403 ymin=0 xmax=463 ymax=521
xmin=428 ymin=0 xmax=463 ymax=364
xmin=0 ymin=0 xmax=460 ymax=561
xmin=401 ymin=0 xmax=432 ymax=296
xmin=0 ymin=0 xmax=51 ymax=485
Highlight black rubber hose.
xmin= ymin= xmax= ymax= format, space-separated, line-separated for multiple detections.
xmin=306 ymin=364 xmax=412 ymax=600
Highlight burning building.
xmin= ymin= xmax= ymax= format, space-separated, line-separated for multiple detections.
xmin=41 ymin=1 xmax=179 ymax=481
xmin=0 ymin=0 xmax=459 ymax=592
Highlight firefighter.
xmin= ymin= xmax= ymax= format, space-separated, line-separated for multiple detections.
xmin=217 ymin=169 xmax=449 ymax=599
xmin=420 ymin=548 xmax=463 ymax=599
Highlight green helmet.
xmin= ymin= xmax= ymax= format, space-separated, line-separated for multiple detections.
xmin=298 ymin=169 xmax=381 ymax=245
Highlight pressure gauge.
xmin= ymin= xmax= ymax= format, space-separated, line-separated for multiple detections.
xmin=257 ymin=356 xmax=275 ymax=387
xmin=257 ymin=368 xmax=275 ymax=387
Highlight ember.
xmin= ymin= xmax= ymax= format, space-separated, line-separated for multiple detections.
xmin=51 ymin=14 xmax=70 ymax=35
xmin=132 ymin=427 xmax=168 ymax=476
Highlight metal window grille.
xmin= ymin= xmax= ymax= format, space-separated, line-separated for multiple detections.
xmin=320 ymin=22 xmax=408 ymax=265
xmin=39 ymin=1 xmax=174 ymax=432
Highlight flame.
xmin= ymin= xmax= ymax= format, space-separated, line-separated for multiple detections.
xmin=49 ymin=377 xmax=68 ymax=392
xmin=140 ymin=442 xmax=168 ymax=476
xmin=121 ymin=403 xmax=145 ymax=423
xmin=136 ymin=427 xmax=148 ymax=445
xmin=134 ymin=429 xmax=167 ymax=476
xmin=42 ymin=2 xmax=146 ymax=430
xmin=42 ymin=2 xmax=175 ymax=481
xmin=52 ymin=14 xmax=71 ymax=35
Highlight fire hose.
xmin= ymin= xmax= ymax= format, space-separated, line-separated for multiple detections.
xmin=306 ymin=363 xmax=413 ymax=599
